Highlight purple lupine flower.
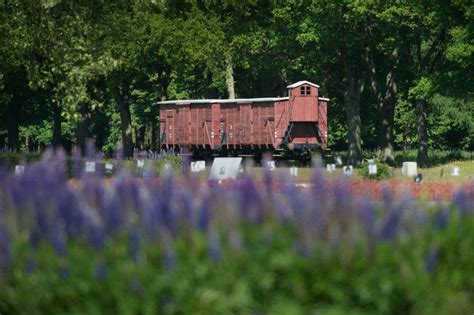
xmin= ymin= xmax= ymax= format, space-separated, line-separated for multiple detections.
xmin=115 ymin=177 xmax=141 ymax=212
xmin=180 ymin=192 xmax=194 ymax=222
xmin=145 ymin=194 xmax=165 ymax=238
xmin=238 ymin=175 xmax=263 ymax=223
xmin=161 ymin=229 xmax=176 ymax=273
xmin=310 ymin=167 xmax=326 ymax=202
xmin=357 ymin=200 xmax=376 ymax=237
xmin=29 ymin=230 xmax=41 ymax=249
xmin=207 ymin=229 xmax=222 ymax=262
xmin=143 ymin=167 xmax=158 ymax=183
xmin=51 ymin=221 xmax=68 ymax=257
xmin=128 ymin=229 xmax=140 ymax=263
xmin=89 ymin=224 xmax=105 ymax=251
xmin=95 ymin=260 xmax=107 ymax=281
xmin=381 ymin=185 xmax=393 ymax=208
xmin=425 ymin=246 xmax=439 ymax=274
xmin=407 ymin=199 xmax=427 ymax=226
xmin=434 ymin=205 xmax=451 ymax=229
xmin=262 ymin=157 xmax=273 ymax=194
xmin=115 ymin=144 xmax=124 ymax=160
xmin=196 ymin=196 xmax=211 ymax=232
xmin=332 ymin=180 xmax=352 ymax=216
xmin=85 ymin=138 xmax=96 ymax=160
xmin=59 ymin=265 xmax=70 ymax=280
xmin=0 ymin=223 xmax=11 ymax=270
xmin=435 ymin=207 xmax=450 ymax=229
xmin=283 ymin=180 xmax=304 ymax=213
xmin=71 ymin=146 xmax=82 ymax=178
xmin=295 ymin=237 xmax=311 ymax=257
xmin=229 ymin=229 xmax=244 ymax=251
xmin=452 ymin=190 xmax=470 ymax=216
xmin=5 ymin=179 xmax=25 ymax=210
xmin=25 ymin=257 xmax=36 ymax=274
xmin=82 ymin=177 xmax=106 ymax=207
xmin=103 ymin=194 xmax=123 ymax=234
xmin=54 ymin=188 xmax=83 ymax=237
xmin=379 ymin=207 xmax=402 ymax=241
xmin=180 ymin=149 xmax=192 ymax=174
xmin=273 ymin=195 xmax=289 ymax=223
xmin=54 ymin=147 xmax=67 ymax=171
xmin=35 ymin=209 xmax=49 ymax=237
xmin=130 ymin=278 xmax=143 ymax=294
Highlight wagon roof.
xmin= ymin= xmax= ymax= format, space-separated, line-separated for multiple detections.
xmin=286 ymin=80 xmax=320 ymax=88
xmin=157 ymin=97 xmax=289 ymax=105
xmin=157 ymin=95 xmax=330 ymax=105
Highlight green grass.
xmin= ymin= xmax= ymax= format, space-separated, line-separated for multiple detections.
xmin=391 ymin=160 xmax=474 ymax=184
xmin=194 ymin=160 xmax=474 ymax=184
xmin=1 ymin=151 xmax=472 ymax=184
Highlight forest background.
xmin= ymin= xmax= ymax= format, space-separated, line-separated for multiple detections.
xmin=0 ymin=0 xmax=472 ymax=166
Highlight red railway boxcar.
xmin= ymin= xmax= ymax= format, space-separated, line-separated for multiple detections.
xmin=157 ymin=80 xmax=329 ymax=160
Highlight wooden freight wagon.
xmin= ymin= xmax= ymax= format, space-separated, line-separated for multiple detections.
xmin=157 ymin=80 xmax=329 ymax=160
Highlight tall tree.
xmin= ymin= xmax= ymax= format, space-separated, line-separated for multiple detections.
xmin=294 ymin=1 xmax=368 ymax=165
xmin=0 ymin=2 xmax=30 ymax=151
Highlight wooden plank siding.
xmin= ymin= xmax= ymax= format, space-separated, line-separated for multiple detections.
xmin=157 ymin=81 xmax=329 ymax=150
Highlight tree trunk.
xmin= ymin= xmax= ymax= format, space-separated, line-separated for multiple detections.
xmin=52 ymin=103 xmax=62 ymax=149
xmin=343 ymin=80 xmax=363 ymax=166
xmin=159 ymin=78 xmax=169 ymax=102
xmin=377 ymin=47 xmax=399 ymax=165
xmin=136 ymin=126 xmax=145 ymax=150
xmin=76 ymin=103 xmax=90 ymax=155
xmin=226 ymin=58 xmax=235 ymax=99
xmin=415 ymin=99 xmax=429 ymax=167
xmin=112 ymin=84 xmax=133 ymax=158
xmin=378 ymin=95 xmax=396 ymax=165
xmin=151 ymin=120 xmax=157 ymax=151
xmin=7 ymin=102 xmax=19 ymax=152
xmin=155 ymin=73 xmax=170 ymax=151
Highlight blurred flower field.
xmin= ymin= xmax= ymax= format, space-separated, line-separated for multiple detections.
xmin=0 ymin=150 xmax=473 ymax=314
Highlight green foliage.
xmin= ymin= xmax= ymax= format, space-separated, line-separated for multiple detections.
xmin=393 ymin=149 xmax=474 ymax=167
xmin=360 ymin=162 xmax=392 ymax=180
xmin=1 ymin=213 xmax=474 ymax=314
xmin=121 ymin=153 xmax=182 ymax=175
xmin=429 ymin=95 xmax=474 ymax=150
xmin=394 ymin=97 xmax=416 ymax=150
xmin=0 ymin=0 xmax=473 ymax=157
xmin=19 ymin=121 xmax=53 ymax=151
xmin=152 ymin=153 xmax=182 ymax=172
xmin=18 ymin=120 xmax=75 ymax=152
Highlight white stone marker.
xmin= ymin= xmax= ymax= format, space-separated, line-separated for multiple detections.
xmin=163 ymin=163 xmax=172 ymax=172
xmin=85 ymin=161 xmax=96 ymax=173
xmin=450 ymin=165 xmax=460 ymax=176
xmin=290 ymin=166 xmax=298 ymax=177
xmin=191 ymin=161 xmax=206 ymax=173
xmin=265 ymin=160 xmax=276 ymax=171
xmin=343 ymin=165 xmax=353 ymax=176
xmin=402 ymin=162 xmax=418 ymax=177
xmin=14 ymin=165 xmax=25 ymax=176
xmin=367 ymin=159 xmax=375 ymax=164
xmin=326 ymin=163 xmax=336 ymax=173
xmin=368 ymin=164 xmax=378 ymax=175
xmin=209 ymin=157 xmax=243 ymax=180
xmin=105 ymin=163 xmax=114 ymax=172
xmin=137 ymin=159 xmax=145 ymax=169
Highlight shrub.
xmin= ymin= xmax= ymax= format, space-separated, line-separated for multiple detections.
xmin=0 ymin=150 xmax=473 ymax=314
xmin=359 ymin=161 xmax=392 ymax=180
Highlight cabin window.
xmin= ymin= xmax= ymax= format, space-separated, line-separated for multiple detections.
xmin=300 ymin=85 xmax=311 ymax=95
